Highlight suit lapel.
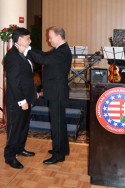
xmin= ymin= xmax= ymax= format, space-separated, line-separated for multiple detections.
xmin=19 ymin=53 xmax=33 ymax=72
xmin=19 ymin=53 xmax=28 ymax=62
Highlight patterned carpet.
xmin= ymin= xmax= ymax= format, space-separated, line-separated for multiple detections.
xmin=27 ymin=129 xmax=89 ymax=143
xmin=0 ymin=124 xmax=89 ymax=144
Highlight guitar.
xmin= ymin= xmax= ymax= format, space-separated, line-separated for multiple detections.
xmin=108 ymin=37 xmax=121 ymax=83
xmin=108 ymin=64 xmax=121 ymax=83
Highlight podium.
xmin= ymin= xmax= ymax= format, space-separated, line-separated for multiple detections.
xmin=89 ymin=83 xmax=125 ymax=187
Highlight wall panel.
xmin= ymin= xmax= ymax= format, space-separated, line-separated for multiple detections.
xmin=42 ymin=0 xmax=125 ymax=55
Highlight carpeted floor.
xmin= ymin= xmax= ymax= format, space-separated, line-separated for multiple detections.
xmin=27 ymin=129 xmax=89 ymax=143
xmin=0 ymin=125 xmax=89 ymax=144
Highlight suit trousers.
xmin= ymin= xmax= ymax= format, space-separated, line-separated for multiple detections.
xmin=4 ymin=104 xmax=31 ymax=161
xmin=49 ymin=98 xmax=69 ymax=159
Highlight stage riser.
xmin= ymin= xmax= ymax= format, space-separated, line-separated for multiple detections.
xmin=33 ymin=97 xmax=90 ymax=132
xmin=30 ymin=102 xmax=83 ymax=140
xmin=29 ymin=98 xmax=89 ymax=139
xmin=29 ymin=121 xmax=79 ymax=140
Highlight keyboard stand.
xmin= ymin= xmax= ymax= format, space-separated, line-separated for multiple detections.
xmin=68 ymin=54 xmax=103 ymax=84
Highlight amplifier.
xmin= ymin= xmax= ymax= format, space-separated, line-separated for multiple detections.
xmin=119 ymin=67 xmax=125 ymax=83
xmin=91 ymin=69 xmax=108 ymax=83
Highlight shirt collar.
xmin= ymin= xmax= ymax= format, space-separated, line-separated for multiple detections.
xmin=56 ymin=41 xmax=66 ymax=49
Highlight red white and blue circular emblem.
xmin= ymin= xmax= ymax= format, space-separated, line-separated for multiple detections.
xmin=96 ymin=87 xmax=125 ymax=134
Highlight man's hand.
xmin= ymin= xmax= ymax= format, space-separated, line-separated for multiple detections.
xmin=21 ymin=102 xmax=29 ymax=110
xmin=15 ymin=43 xmax=27 ymax=53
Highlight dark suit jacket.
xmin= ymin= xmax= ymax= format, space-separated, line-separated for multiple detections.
xmin=4 ymin=46 xmax=37 ymax=106
xmin=28 ymin=42 xmax=72 ymax=100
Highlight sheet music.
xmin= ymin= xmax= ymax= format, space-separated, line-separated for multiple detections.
xmin=103 ymin=47 xmax=125 ymax=60
xmin=70 ymin=46 xmax=88 ymax=55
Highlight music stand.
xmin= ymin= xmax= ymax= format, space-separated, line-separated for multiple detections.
xmin=70 ymin=46 xmax=88 ymax=55
xmin=102 ymin=46 xmax=125 ymax=60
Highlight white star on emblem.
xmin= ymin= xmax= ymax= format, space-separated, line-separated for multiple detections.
xmin=113 ymin=122 xmax=118 ymax=126
xmin=104 ymin=113 xmax=108 ymax=117
xmin=117 ymin=94 xmax=122 ymax=98
xmin=106 ymin=100 xmax=109 ymax=104
xmin=111 ymin=96 xmax=115 ymax=100
xmin=103 ymin=106 xmax=107 ymax=110
xmin=108 ymin=119 xmax=112 ymax=123
xmin=121 ymin=123 xmax=125 ymax=127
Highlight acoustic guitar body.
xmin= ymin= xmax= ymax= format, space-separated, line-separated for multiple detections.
xmin=108 ymin=64 xmax=121 ymax=83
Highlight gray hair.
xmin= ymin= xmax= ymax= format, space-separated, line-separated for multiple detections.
xmin=47 ymin=26 xmax=65 ymax=39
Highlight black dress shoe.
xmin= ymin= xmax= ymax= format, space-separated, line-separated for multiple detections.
xmin=43 ymin=156 xmax=65 ymax=165
xmin=48 ymin=150 xmax=69 ymax=156
xmin=5 ymin=158 xmax=24 ymax=169
xmin=17 ymin=149 xmax=35 ymax=157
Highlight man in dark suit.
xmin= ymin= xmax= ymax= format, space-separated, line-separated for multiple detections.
xmin=4 ymin=28 xmax=37 ymax=169
xmin=17 ymin=26 xmax=72 ymax=164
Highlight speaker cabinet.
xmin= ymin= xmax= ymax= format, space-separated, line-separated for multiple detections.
xmin=119 ymin=67 xmax=125 ymax=83
xmin=91 ymin=69 xmax=108 ymax=83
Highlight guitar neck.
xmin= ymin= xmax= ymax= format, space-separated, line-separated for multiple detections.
xmin=112 ymin=47 xmax=116 ymax=65
xmin=109 ymin=37 xmax=114 ymax=46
